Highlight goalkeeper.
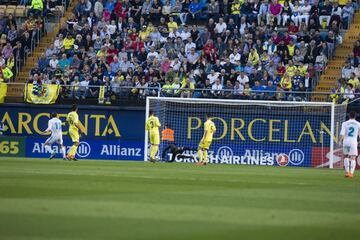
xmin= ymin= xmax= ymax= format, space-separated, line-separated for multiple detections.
xmin=162 ymin=144 xmax=197 ymax=162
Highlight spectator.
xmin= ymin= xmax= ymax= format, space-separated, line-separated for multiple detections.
xmin=319 ymin=0 xmax=333 ymax=28
xmin=0 ymin=64 xmax=13 ymax=82
xmin=251 ymin=80 xmax=266 ymax=100
xmin=28 ymin=0 xmax=44 ymax=17
xmin=88 ymin=76 xmax=102 ymax=98
xmin=38 ymin=53 xmax=48 ymax=71
xmin=233 ymin=80 xmax=244 ymax=99
xmin=211 ymin=78 xmax=223 ymax=98
xmin=208 ymin=0 xmax=220 ymax=21
xmin=180 ymin=78 xmax=194 ymax=98
xmin=223 ymin=80 xmax=233 ymax=99
xmin=268 ymin=0 xmax=282 ymax=26
xmin=342 ymin=62 xmax=355 ymax=79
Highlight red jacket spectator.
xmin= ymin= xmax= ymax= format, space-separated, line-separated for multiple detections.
xmin=203 ymin=41 xmax=215 ymax=56
xmin=131 ymin=39 xmax=145 ymax=52
xmin=277 ymin=64 xmax=286 ymax=76
xmin=283 ymin=32 xmax=292 ymax=45
xmin=106 ymin=46 xmax=119 ymax=64
xmin=272 ymin=33 xmax=282 ymax=45
xmin=114 ymin=2 xmax=128 ymax=20
xmin=128 ymin=31 xmax=139 ymax=42
xmin=288 ymin=23 xmax=299 ymax=35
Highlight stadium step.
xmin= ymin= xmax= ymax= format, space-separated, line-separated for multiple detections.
xmin=312 ymin=95 xmax=329 ymax=102
xmin=13 ymin=0 xmax=78 ymax=87
xmin=311 ymin=10 xmax=360 ymax=102
xmin=324 ymin=68 xmax=342 ymax=76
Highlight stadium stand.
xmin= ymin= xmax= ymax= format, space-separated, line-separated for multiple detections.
xmin=312 ymin=14 xmax=360 ymax=102
xmin=1 ymin=0 xmax=359 ymax=103
xmin=1 ymin=0 xmax=72 ymax=98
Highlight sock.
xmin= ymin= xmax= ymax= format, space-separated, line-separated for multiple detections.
xmin=61 ymin=146 xmax=66 ymax=158
xmin=150 ymin=145 xmax=155 ymax=159
xmin=153 ymin=146 xmax=158 ymax=159
xmin=72 ymin=145 xmax=78 ymax=158
xmin=203 ymin=150 xmax=208 ymax=163
xmin=45 ymin=145 xmax=54 ymax=154
xmin=198 ymin=149 xmax=203 ymax=162
xmin=344 ymin=158 xmax=350 ymax=173
xmin=68 ymin=146 xmax=75 ymax=156
xmin=350 ymin=160 xmax=356 ymax=174
xmin=68 ymin=145 xmax=78 ymax=158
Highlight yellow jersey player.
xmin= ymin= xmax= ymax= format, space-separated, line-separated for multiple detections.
xmin=66 ymin=104 xmax=84 ymax=161
xmin=197 ymin=113 xmax=216 ymax=166
xmin=146 ymin=110 xmax=161 ymax=162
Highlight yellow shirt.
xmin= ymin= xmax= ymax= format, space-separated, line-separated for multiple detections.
xmin=297 ymin=66 xmax=307 ymax=77
xmin=181 ymin=81 xmax=195 ymax=93
xmin=63 ymin=38 xmax=75 ymax=50
xmin=349 ymin=78 xmax=359 ymax=88
xmin=162 ymin=84 xmax=173 ymax=93
xmin=66 ymin=111 xmax=79 ymax=131
xmin=280 ymin=76 xmax=292 ymax=90
xmin=96 ymin=50 xmax=106 ymax=58
xmin=167 ymin=21 xmax=178 ymax=32
xmin=231 ymin=3 xmax=241 ymax=14
xmin=286 ymin=66 xmax=297 ymax=77
xmin=139 ymin=31 xmax=150 ymax=41
xmin=249 ymin=51 xmax=259 ymax=65
xmin=203 ymin=119 xmax=216 ymax=142
xmin=146 ymin=115 xmax=161 ymax=134
xmin=338 ymin=0 xmax=347 ymax=5
xmin=287 ymin=45 xmax=295 ymax=57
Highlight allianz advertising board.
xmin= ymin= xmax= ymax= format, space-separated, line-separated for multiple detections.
xmin=0 ymin=104 xmax=342 ymax=167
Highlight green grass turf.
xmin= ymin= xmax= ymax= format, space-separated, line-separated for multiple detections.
xmin=0 ymin=157 xmax=359 ymax=240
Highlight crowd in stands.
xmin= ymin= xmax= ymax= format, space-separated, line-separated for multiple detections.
xmin=12 ymin=0 xmax=360 ymax=102
xmin=332 ymin=36 xmax=360 ymax=103
xmin=0 ymin=0 xmax=69 ymax=82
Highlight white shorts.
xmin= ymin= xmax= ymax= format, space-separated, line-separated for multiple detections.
xmin=45 ymin=135 xmax=63 ymax=145
xmin=343 ymin=142 xmax=358 ymax=156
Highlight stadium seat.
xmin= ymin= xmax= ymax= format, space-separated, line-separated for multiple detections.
xmin=15 ymin=6 xmax=25 ymax=18
xmin=25 ymin=6 xmax=31 ymax=16
xmin=53 ymin=6 xmax=65 ymax=16
xmin=0 ymin=5 xmax=6 ymax=16
xmin=5 ymin=5 xmax=16 ymax=16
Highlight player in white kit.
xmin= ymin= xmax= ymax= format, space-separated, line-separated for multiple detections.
xmin=41 ymin=112 xmax=66 ymax=160
xmin=340 ymin=111 xmax=360 ymax=178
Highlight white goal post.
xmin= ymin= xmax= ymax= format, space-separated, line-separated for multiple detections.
xmin=145 ymin=97 xmax=347 ymax=168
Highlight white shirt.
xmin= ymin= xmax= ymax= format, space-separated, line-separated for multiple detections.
xmin=46 ymin=118 xmax=63 ymax=136
xmin=147 ymin=51 xmax=159 ymax=60
xmin=341 ymin=119 xmax=360 ymax=144
xmin=185 ymin=42 xmax=196 ymax=54
xmin=229 ymin=53 xmax=241 ymax=64
xmin=170 ymin=60 xmax=181 ymax=71
xmin=207 ymin=73 xmax=219 ymax=84
xmin=79 ymin=80 xmax=89 ymax=90
xmin=299 ymin=5 xmax=311 ymax=15
xmin=180 ymin=31 xmax=191 ymax=41
xmin=54 ymin=39 xmax=63 ymax=49
xmin=233 ymin=84 xmax=244 ymax=95
xmin=107 ymin=24 xmax=117 ymax=35
xmin=168 ymin=31 xmax=181 ymax=39
xmin=237 ymin=75 xmax=249 ymax=85
xmin=211 ymin=83 xmax=223 ymax=93
xmin=49 ymin=59 xmax=59 ymax=69
xmin=215 ymin=22 xmax=227 ymax=34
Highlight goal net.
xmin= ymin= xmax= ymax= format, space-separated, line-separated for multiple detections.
xmin=145 ymin=97 xmax=347 ymax=168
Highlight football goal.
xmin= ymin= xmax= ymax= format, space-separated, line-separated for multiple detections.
xmin=145 ymin=97 xmax=347 ymax=168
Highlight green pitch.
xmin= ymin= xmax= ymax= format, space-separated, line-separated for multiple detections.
xmin=0 ymin=157 xmax=359 ymax=240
